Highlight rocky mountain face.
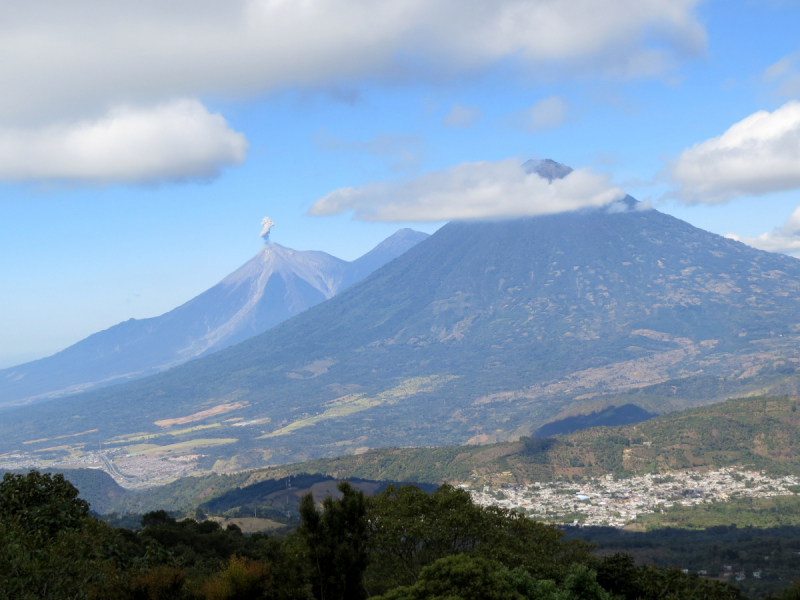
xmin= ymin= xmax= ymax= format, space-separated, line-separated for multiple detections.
xmin=0 ymin=229 xmax=428 ymax=407
xmin=5 ymin=165 xmax=800 ymax=472
xmin=524 ymin=158 xmax=573 ymax=181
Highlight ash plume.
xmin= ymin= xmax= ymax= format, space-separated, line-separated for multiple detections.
xmin=260 ymin=217 xmax=274 ymax=243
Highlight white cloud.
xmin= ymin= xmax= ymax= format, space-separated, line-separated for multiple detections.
xmin=726 ymin=206 xmax=800 ymax=257
xmin=442 ymin=104 xmax=483 ymax=128
xmin=0 ymin=0 xmax=705 ymax=125
xmin=670 ymin=101 xmax=800 ymax=204
xmin=763 ymin=51 xmax=800 ymax=98
xmin=510 ymin=96 xmax=572 ymax=132
xmin=0 ymin=99 xmax=247 ymax=184
xmin=308 ymin=158 xmax=625 ymax=222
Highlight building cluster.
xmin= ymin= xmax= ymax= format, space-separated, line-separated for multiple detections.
xmin=113 ymin=454 xmax=198 ymax=487
xmin=0 ymin=450 xmax=104 ymax=472
xmin=465 ymin=468 xmax=800 ymax=527
xmin=0 ymin=449 xmax=199 ymax=488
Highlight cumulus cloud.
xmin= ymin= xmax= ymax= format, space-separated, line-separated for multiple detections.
xmin=726 ymin=206 xmax=800 ymax=257
xmin=308 ymin=158 xmax=625 ymax=222
xmin=669 ymin=101 xmax=800 ymax=204
xmin=0 ymin=0 xmax=705 ymax=125
xmin=510 ymin=96 xmax=572 ymax=132
xmin=442 ymin=104 xmax=483 ymax=128
xmin=0 ymin=99 xmax=247 ymax=184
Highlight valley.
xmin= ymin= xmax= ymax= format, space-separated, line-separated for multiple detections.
xmin=7 ymin=394 xmax=797 ymax=515
xmin=4 ymin=4 xmax=799 ymax=596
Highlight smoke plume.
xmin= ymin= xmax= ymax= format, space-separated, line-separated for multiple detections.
xmin=260 ymin=217 xmax=274 ymax=243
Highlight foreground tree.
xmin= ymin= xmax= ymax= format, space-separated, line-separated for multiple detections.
xmin=0 ymin=471 xmax=121 ymax=600
xmin=199 ymin=555 xmax=272 ymax=600
xmin=297 ymin=481 xmax=369 ymax=600
xmin=375 ymin=554 xmax=523 ymax=600
xmin=365 ymin=484 xmax=590 ymax=593
xmin=0 ymin=471 xmax=90 ymax=538
xmin=635 ymin=565 xmax=746 ymax=600
xmin=0 ymin=471 xmax=749 ymax=600
xmin=373 ymin=556 xmax=616 ymax=600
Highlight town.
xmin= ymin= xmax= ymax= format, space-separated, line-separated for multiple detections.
xmin=465 ymin=468 xmax=800 ymax=527
xmin=0 ymin=449 xmax=201 ymax=488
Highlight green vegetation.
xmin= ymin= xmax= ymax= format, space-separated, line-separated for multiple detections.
xmin=93 ymin=394 xmax=800 ymax=517
xmin=203 ymin=473 xmax=334 ymax=514
xmin=635 ymin=495 xmax=800 ymax=530
xmin=249 ymin=394 xmax=800 ymax=484
xmin=107 ymin=470 xmax=438 ymax=520
xmin=0 ymin=470 xmax=754 ymax=600
xmin=0 ymin=471 xmax=121 ymax=599
xmin=533 ymin=404 xmax=657 ymax=437
xmin=568 ymin=525 xmax=800 ymax=599
xmin=373 ymin=557 xmax=618 ymax=600
xmin=0 ymin=467 xmax=130 ymax=514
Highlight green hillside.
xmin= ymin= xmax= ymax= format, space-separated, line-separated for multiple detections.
xmin=239 ymin=394 xmax=800 ymax=485
xmin=107 ymin=469 xmax=436 ymax=517
xmin=104 ymin=395 xmax=800 ymax=515
xmin=5 ymin=202 xmax=800 ymax=473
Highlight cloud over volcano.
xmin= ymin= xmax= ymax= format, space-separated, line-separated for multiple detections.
xmin=309 ymin=158 xmax=625 ymax=222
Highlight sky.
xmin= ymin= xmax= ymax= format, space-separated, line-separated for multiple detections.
xmin=2 ymin=0 xmax=800 ymax=368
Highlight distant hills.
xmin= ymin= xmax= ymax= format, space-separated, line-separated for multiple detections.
xmin=0 ymin=228 xmax=428 ymax=408
xmin=5 ymin=393 xmax=798 ymax=517
xmin=532 ymin=404 xmax=656 ymax=437
xmin=86 ymin=394 xmax=800 ymax=517
xmin=232 ymin=394 xmax=800 ymax=487
xmin=4 ymin=160 xmax=800 ymax=472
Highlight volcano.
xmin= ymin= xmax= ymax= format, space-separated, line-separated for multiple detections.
xmin=5 ymin=162 xmax=800 ymax=469
xmin=0 ymin=228 xmax=428 ymax=407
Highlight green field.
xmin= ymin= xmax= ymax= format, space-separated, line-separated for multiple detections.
xmin=634 ymin=494 xmax=800 ymax=530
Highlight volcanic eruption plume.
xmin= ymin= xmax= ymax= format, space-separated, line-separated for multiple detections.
xmin=260 ymin=217 xmax=274 ymax=243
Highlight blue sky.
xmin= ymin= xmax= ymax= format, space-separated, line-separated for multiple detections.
xmin=2 ymin=0 xmax=800 ymax=368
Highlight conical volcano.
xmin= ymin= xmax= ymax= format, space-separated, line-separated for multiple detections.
xmin=5 ymin=166 xmax=800 ymax=471
xmin=0 ymin=229 xmax=428 ymax=407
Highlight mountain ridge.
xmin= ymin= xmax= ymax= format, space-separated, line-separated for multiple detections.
xmin=4 ymin=181 xmax=800 ymax=474
xmin=0 ymin=228 xmax=428 ymax=408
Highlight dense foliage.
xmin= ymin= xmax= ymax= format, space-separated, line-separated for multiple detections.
xmin=568 ymin=524 xmax=800 ymax=599
xmin=0 ymin=471 xmax=767 ymax=600
xmin=0 ymin=468 xmax=130 ymax=514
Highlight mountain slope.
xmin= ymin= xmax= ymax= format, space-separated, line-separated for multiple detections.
xmin=0 ymin=228 xmax=428 ymax=407
xmin=99 ymin=394 xmax=800 ymax=515
xmin=5 ymin=183 xmax=800 ymax=471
